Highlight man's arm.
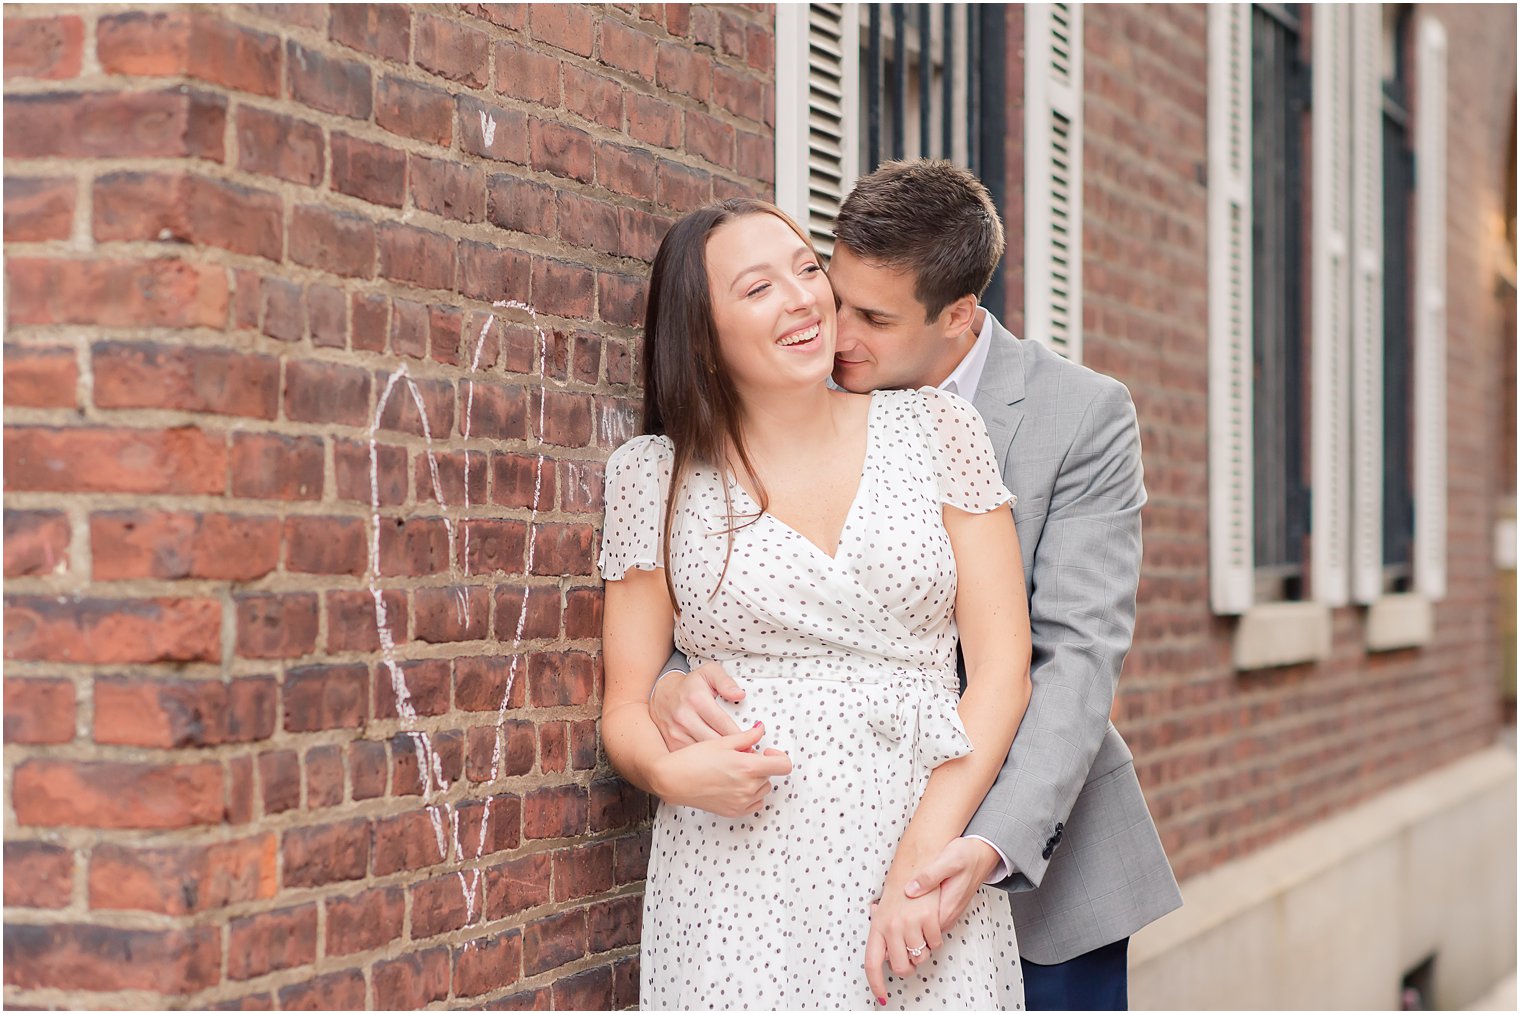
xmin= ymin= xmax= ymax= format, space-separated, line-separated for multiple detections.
xmin=964 ymin=383 xmax=1146 ymax=891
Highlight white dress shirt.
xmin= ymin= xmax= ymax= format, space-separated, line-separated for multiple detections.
xmin=937 ymin=311 xmax=1014 ymax=885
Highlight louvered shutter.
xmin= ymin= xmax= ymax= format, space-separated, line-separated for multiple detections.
xmin=1024 ymin=3 xmax=1083 ymax=362
xmin=1208 ymin=3 xmax=1254 ymax=615
xmin=1414 ymin=18 xmax=1448 ymax=599
xmin=774 ymin=4 xmax=860 ymax=258
xmin=1349 ymin=5 xmax=1384 ymax=604
xmin=1311 ymin=6 xmax=1353 ymax=606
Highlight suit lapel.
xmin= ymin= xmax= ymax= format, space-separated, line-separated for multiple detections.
xmin=972 ymin=313 xmax=1026 ymax=473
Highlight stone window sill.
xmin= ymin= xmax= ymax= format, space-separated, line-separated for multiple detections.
xmin=1365 ymin=592 xmax=1433 ymax=652
xmin=1232 ymin=601 xmax=1333 ymax=671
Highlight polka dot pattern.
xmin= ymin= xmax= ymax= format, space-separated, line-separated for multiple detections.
xmin=600 ymin=388 xmax=1023 ymax=1010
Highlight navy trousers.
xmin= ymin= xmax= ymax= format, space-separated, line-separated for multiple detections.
xmin=1022 ymin=936 xmax=1129 ymax=1011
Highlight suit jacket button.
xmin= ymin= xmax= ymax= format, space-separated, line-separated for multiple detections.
xmin=1056 ymin=822 xmax=1064 ymax=832
xmin=1041 ymin=847 xmax=1053 ymax=860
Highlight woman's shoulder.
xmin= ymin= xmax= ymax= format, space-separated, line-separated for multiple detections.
xmin=607 ymin=433 xmax=674 ymax=471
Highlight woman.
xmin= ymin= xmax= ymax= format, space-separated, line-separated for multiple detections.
xmin=599 ymin=198 xmax=1032 ymax=1010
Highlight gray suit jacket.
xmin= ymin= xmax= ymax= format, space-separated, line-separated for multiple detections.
xmin=965 ymin=312 xmax=1180 ymax=964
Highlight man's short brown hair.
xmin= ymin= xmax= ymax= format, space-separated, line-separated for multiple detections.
xmin=832 ymin=159 xmax=1006 ymax=322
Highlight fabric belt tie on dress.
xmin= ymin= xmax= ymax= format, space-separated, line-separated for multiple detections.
xmin=864 ymin=670 xmax=974 ymax=770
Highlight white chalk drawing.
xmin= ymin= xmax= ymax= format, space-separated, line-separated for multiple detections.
xmin=366 ymin=298 xmax=564 ymax=925
xmin=479 ymin=111 xmax=498 ymax=149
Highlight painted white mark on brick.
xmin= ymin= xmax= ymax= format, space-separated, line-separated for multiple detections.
xmin=479 ymin=111 xmax=497 ymax=148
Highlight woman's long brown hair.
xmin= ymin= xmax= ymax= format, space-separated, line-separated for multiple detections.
xmin=641 ymin=198 xmax=820 ymax=609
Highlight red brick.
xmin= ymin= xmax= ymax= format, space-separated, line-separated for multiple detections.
xmin=463 ymin=4 xmax=527 ymax=30
xmin=287 ymin=39 xmax=372 ymax=119
xmin=350 ymin=739 xmax=389 ymax=799
xmin=330 ymin=4 xmax=411 ymax=63
xmin=211 ymin=992 xmax=274 ymax=1010
xmin=485 ymin=850 xmax=550 ymax=921
xmin=372 ymin=809 xmax=447 ymax=875
xmin=656 ymin=158 xmax=711 ymax=211
xmin=532 ymin=4 xmax=594 ymax=54
xmin=92 ymin=341 xmax=277 ymax=419
xmin=331 ymin=132 xmax=406 ymax=208
xmin=494 ymin=583 xmax=560 ymax=641
xmin=536 ymin=387 xmax=595 ymax=443
xmin=98 ymin=11 xmax=280 ymax=96
xmin=553 ymin=965 xmax=614 ymax=1011
xmin=614 ymin=954 xmax=640 ymax=1007
xmin=257 ymin=750 xmax=299 ymax=817
xmin=617 ymin=205 xmax=669 ymax=262
xmin=377 ymin=516 xmax=450 ymax=577
xmin=375 ymin=947 xmax=451 ymax=1008
xmin=5 ymin=595 xmax=220 ymax=664
xmin=261 ymin=275 xmax=305 ymax=342
xmin=4 ymin=177 xmax=75 ymax=241
xmin=595 ymin=140 xmax=657 ymax=200
xmin=487 ymin=173 xmax=557 ymax=237
xmin=290 ymin=203 xmax=376 ymax=278
xmin=592 ymin=777 xmax=650 ymax=834
xmin=462 ymin=382 xmax=528 ymax=443
xmin=564 ymin=586 xmax=603 ymax=639
xmin=530 ymin=522 xmax=597 ymax=576
xmin=377 ymin=372 xmax=455 ymax=437
xmin=4 ymin=15 xmax=83 ymax=80
xmin=375 ymin=657 xmax=451 ymax=718
xmin=94 ymin=675 xmax=276 ymax=748
xmin=553 ymin=840 xmax=616 ymax=902
xmin=304 ymin=744 xmax=344 ymax=808
xmin=598 ymin=270 xmax=647 ymax=327
xmin=284 ymin=359 xmax=372 ymax=426
xmin=628 ymin=92 xmax=683 ymax=149
xmin=236 ymin=107 xmax=325 ymax=185
xmin=540 ymin=721 xmax=568 ymax=772
xmin=523 ymin=783 xmax=589 ymax=840
xmin=410 ymin=154 xmax=486 ymax=223
xmin=714 ymin=65 xmax=766 ymax=122
xmin=410 ymin=874 xmax=472 ymax=938
xmin=327 ymin=588 xmax=406 ymax=653
xmin=491 ymin=451 xmax=556 ymax=509
xmin=454 ymin=654 xmax=527 ymax=712
xmin=431 ymin=303 xmax=465 ymax=364
xmin=494 ymin=39 xmax=561 ymax=107
xmin=459 ymin=238 xmax=532 ymax=304
xmin=416 ymin=448 xmax=487 ymax=506
xmin=460 ymin=519 xmax=526 ymax=580
xmin=530 ymin=117 xmax=594 ymax=183
xmin=89 ymin=834 xmax=277 ymax=915
xmin=457 ymin=93 xmax=530 ymax=164
xmin=5 ymin=89 xmax=222 ymax=161
xmin=7 ymin=256 xmax=228 ymax=328
xmin=599 ymin=18 xmax=657 ymax=80
xmin=390 ymin=296 xmax=429 ymax=357
xmin=279 ymin=969 xmax=366 ymax=1011
xmin=737 ymin=128 xmax=774 ymax=184
xmin=453 ymin=929 xmax=523 ymax=997
xmin=686 ymin=108 xmax=735 ymax=168
xmin=91 ymin=510 xmax=279 ymax=582
xmin=461 ymin=793 xmax=523 ymax=854
xmin=324 ymin=885 xmax=404 ymax=956
xmin=284 ymin=515 xmax=367 ymax=575
xmin=235 ymin=592 xmax=318 ymax=660
xmin=379 ymin=222 xmax=456 ymax=291
xmin=3 ymin=841 xmax=72 ymax=908
xmin=558 ymin=191 xmax=620 ymax=255
xmin=415 ymin=12 xmax=491 ymax=88
xmin=281 ymin=818 xmax=370 ymax=888
xmin=3 ymin=923 xmax=219 ymax=993
xmin=229 ymin=433 xmax=323 ymax=500
xmin=306 ymin=283 xmax=348 ymax=347
xmin=589 ymin=893 xmax=641 ymax=951
xmin=227 ymin=904 xmax=317 ymax=980
xmin=524 ymin=908 xmax=587 ymax=975
xmin=377 ymin=74 xmax=452 ymax=145
xmin=13 ymin=758 xmax=224 ymax=829
xmin=657 ymin=41 xmax=711 ymax=101
xmin=414 ymin=585 xmax=490 ymax=643
xmin=3 ymin=345 xmax=76 ymax=409
xmin=351 ymin=290 xmax=390 ymax=351
xmin=487 ymin=986 xmax=552 ymax=1010
xmin=283 ymin=662 xmax=368 ymax=731
xmin=3 ymin=677 xmax=74 ymax=746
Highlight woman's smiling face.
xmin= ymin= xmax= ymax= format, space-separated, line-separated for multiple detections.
xmin=704 ymin=212 xmax=838 ymax=399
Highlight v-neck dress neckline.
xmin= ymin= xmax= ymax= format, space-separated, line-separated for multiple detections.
xmin=725 ymin=392 xmax=880 ymax=564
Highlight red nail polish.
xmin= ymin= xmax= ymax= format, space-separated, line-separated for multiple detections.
xmin=877 ymin=997 xmax=887 ymax=1007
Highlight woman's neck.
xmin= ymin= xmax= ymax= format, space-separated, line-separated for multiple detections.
xmin=731 ymin=384 xmax=845 ymax=465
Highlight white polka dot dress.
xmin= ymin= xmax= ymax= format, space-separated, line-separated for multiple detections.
xmin=600 ymin=388 xmax=1025 ymax=1011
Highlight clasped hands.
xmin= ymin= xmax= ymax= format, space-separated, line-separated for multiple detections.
xmin=649 ymin=663 xmax=1002 ymax=1001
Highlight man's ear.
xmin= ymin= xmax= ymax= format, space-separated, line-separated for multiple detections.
xmin=938 ymin=295 xmax=978 ymax=339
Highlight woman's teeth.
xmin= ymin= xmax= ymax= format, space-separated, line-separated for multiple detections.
xmin=778 ymin=324 xmax=819 ymax=347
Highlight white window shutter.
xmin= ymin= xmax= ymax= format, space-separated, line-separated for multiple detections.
xmin=1414 ymin=17 xmax=1448 ymax=599
xmin=1311 ymin=5 xmax=1353 ymax=607
xmin=1207 ymin=3 xmax=1253 ymax=615
xmin=774 ymin=4 xmax=860 ymax=259
xmin=1024 ymin=3 xmax=1083 ymax=363
xmin=1349 ymin=4 xmax=1385 ymax=605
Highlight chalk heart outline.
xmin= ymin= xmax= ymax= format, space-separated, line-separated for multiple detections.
xmin=365 ymin=299 xmax=559 ymax=926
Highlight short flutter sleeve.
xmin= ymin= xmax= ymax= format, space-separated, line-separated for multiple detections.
xmin=598 ymin=434 xmax=675 ymax=581
xmin=913 ymin=387 xmax=1016 ymax=513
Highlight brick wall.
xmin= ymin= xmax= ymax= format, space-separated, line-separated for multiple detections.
xmin=2 ymin=4 xmax=773 ymax=1008
xmin=1077 ymin=3 xmax=1513 ymax=882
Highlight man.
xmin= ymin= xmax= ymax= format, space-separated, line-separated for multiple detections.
xmin=647 ymin=159 xmax=1181 ymax=1010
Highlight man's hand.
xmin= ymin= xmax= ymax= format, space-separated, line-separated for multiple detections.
xmin=649 ymin=661 xmax=747 ymax=750
xmin=903 ymin=837 xmax=1002 ymax=929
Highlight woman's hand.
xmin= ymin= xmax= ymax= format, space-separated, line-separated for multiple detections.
xmin=865 ymin=881 xmax=945 ymax=1004
xmin=651 ymin=722 xmax=792 ymax=817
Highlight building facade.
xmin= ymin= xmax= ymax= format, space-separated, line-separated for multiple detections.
xmin=3 ymin=3 xmax=1514 ymax=1009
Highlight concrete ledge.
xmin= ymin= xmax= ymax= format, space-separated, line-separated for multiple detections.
xmin=1366 ymin=593 xmax=1435 ymax=652
xmin=1131 ymin=745 xmax=1518 ymax=1010
xmin=1232 ymin=600 xmax=1332 ymax=670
